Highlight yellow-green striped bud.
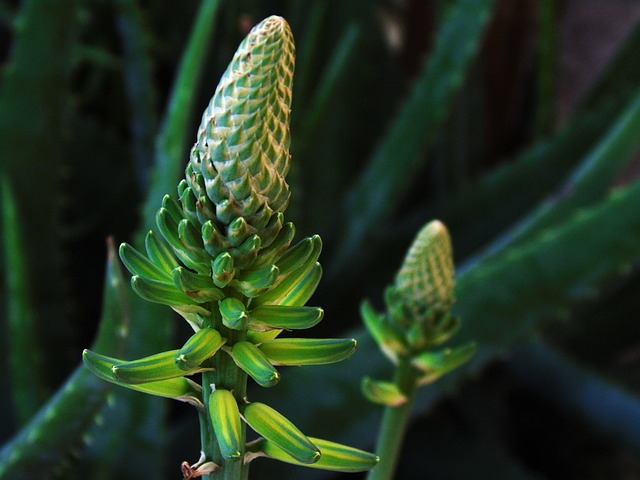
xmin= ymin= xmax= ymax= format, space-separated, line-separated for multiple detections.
xmin=394 ymin=220 xmax=455 ymax=315
xmin=190 ymin=15 xmax=295 ymax=237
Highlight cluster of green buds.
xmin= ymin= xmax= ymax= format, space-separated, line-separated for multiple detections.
xmin=361 ymin=220 xmax=476 ymax=407
xmin=83 ymin=16 xmax=377 ymax=476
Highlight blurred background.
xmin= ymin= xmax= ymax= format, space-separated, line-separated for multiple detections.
xmin=1 ymin=0 xmax=640 ymax=478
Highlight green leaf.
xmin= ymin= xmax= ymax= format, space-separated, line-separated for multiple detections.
xmin=331 ymin=0 xmax=497 ymax=278
xmin=208 ymin=388 xmax=243 ymax=459
xmin=116 ymin=0 xmax=158 ymax=190
xmin=361 ymin=377 xmax=408 ymax=407
xmin=82 ymin=350 xmax=202 ymax=406
xmin=230 ymin=342 xmax=280 ymax=388
xmin=0 ymin=176 xmax=47 ymax=424
xmin=259 ymin=338 xmax=357 ymax=366
xmin=249 ymin=436 xmax=379 ymax=472
xmin=0 ymin=239 xmax=130 ymax=479
xmin=469 ymin=84 xmax=640 ymax=267
xmin=512 ymin=337 xmax=640 ymax=450
xmin=175 ymin=327 xmax=225 ymax=370
xmin=249 ymin=305 xmax=324 ymax=331
xmin=242 ymin=402 xmax=320 ymax=464
xmin=0 ymin=0 xmax=81 ymax=405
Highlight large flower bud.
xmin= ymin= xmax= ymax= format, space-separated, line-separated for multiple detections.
xmin=183 ymin=16 xmax=294 ymax=256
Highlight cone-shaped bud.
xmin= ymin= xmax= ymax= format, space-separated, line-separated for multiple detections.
xmin=394 ymin=220 xmax=455 ymax=316
xmin=131 ymin=16 xmax=299 ymax=308
xmin=193 ymin=15 xmax=294 ymax=230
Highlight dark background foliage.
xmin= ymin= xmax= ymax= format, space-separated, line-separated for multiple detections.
xmin=1 ymin=0 xmax=640 ymax=479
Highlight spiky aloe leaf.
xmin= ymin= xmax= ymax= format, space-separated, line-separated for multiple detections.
xmin=331 ymin=0 xmax=497 ymax=281
xmin=89 ymin=3 xmax=225 ymax=477
xmin=1 ymin=176 xmax=47 ymax=425
xmin=0 ymin=240 xmax=129 ymax=480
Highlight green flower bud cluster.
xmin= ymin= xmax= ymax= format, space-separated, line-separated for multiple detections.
xmin=362 ymin=220 xmax=475 ymax=406
xmin=83 ymin=16 xmax=377 ymax=475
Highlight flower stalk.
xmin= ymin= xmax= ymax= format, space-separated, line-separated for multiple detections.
xmin=82 ymin=16 xmax=378 ymax=479
xmin=362 ymin=220 xmax=476 ymax=480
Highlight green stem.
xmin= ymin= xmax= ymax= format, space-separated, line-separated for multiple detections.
xmin=200 ymin=322 xmax=249 ymax=480
xmin=367 ymin=359 xmax=419 ymax=480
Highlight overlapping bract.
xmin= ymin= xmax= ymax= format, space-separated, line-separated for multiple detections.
xmin=83 ymin=16 xmax=377 ymax=474
xmin=362 ymin=220 xmax=475 ymax=405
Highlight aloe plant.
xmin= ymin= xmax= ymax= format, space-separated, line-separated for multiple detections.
xmin=82 ymin=16 xmax=377 ymax=479
xmin=361 ymin=220 xmax=475 ymax=480
xmin=2 ymin=2 xmax=640 ymax=479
